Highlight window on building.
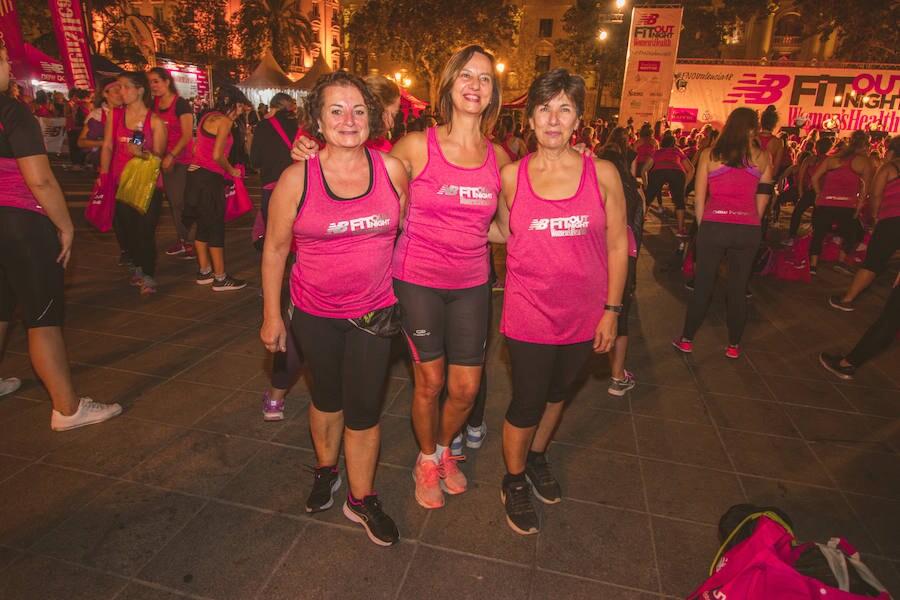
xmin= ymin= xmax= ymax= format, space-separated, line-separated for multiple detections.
xmin=538 ymin=19 xmax=553 ymax=38
xmin=311 ymin=3 xmax=320 ymax=18
xmin=332 ymin=8 xmax=339 ymax=23
xmin=332 ymin=35 xmax=339 ymax=48
xmin=153 ymin=6 xmax=163 ymax=22
xmin=535 ymin=55 xmax=551 ymax=73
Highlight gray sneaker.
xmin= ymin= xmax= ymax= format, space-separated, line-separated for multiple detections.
xmin=0 ymin=377 xmax=22 ymax=398
xmin=608 ymin=370 xmax=636 ymax=396
xmin=51 ymin=397 xmax=123 ymax=431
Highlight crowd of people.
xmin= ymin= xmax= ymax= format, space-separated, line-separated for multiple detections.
xmin=1 ymin=39 xmax=897 ymax=548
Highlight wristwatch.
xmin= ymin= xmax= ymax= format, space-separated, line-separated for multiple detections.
xmin=604 ymin=304 xmax=623 ymax=313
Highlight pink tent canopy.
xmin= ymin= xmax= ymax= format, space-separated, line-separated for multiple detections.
xmin=23 ymin=44 xmax=68 ymax=86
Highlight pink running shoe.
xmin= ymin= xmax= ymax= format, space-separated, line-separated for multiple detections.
xmin=725 ymin=345 xmax=741 ymax=359
xmin=438 ymin=447 xmax=467 ymax=495
xmin=671 ymin=336 xmax=693 ymax=353
xmin=413 ymin=454 xmax=444 ymax=509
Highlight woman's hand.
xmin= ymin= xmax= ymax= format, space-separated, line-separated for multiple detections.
xmin=126 ymin=142 xmax=144 ymax=158
xmin=161 ymin=154 xmax=175 ymax=171
xmin=56 ymin=226 xmax=74 ymax=268
xmin=290 ymin=135 xmax=320 ymax=162
xmin=229 ymin=166 xmax=242 ymax=179
xmin=593 ymin=311 xmax=618 ymax=354
xmin=260 ymin=317 xmax=287 ymax=353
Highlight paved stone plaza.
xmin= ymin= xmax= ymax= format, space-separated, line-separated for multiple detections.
xmin=0 ymin=165 xmax=898 ymax=599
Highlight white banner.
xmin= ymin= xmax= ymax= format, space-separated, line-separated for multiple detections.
xmin=668 ymin=64 xmax=900 ymax=134
xmin=619 ymin=6 xmax=683 ymax=126
xmin=39 ymin=117 xmax=67 ymax=154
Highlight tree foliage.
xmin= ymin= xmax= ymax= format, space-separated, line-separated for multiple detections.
xmin=555 ymin=0 xmax=629 ymax=98
xmin=791 ymin=0 xmax=899 ymax=63
xmin=347 ymin=0 xmax=520 ymax=108
xmin=231 ymin=0 xmax=314 ymax=70
xmin=169 ymin=0 xmax=234 ymax=65
xmin=677 ymin=0 xmax=770 ymax=58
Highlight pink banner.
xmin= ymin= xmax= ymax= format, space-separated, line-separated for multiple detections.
xmin=47 ymin=0 xmax=94 ymax=90
xmin=0 ymin=0 xmax=28 ymax=82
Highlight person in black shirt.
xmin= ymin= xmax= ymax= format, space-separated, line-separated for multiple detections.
xmin=250 ymin=92 xmax=298 ymax=217
xmin=0 ymin=43 xmax=122 ymax=428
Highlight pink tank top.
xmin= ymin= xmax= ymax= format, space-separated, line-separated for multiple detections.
xmin=0 ymin=158 xmax=44 ymax=215
xmin=392 ymin=126 xmax=500 ymax=289
xmin=501 ymin=153 xmax=608 ymax=344
xmin=366 ymin=137 xmax=392 ymax=153
xmin=153 ymin=96 xmax=193 ymax=163
xmin=635 ymin=140 xmax=655 ymax=163
xmin=703 ymin=162 xmax=761 ymax=226
xmin=878 ymin=175 xmax=900 ymax=220
xmin=191 ymin=112 xmax=232 ymax=175
xmin=290 ymin=149 xmax=400 ymax=318
xmin=651 ymin=147 xmax=686 ymax=171
xmin=108 ymin=107 xmax=152 ymax=184
xmin=802 ymin=155 xmax=825 ymax=189
xmin=817 ymin=159 xmax=861 ymax=208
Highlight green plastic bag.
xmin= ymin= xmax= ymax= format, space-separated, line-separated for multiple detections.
xmin=116 ymin=155 xmax=161 ymax=214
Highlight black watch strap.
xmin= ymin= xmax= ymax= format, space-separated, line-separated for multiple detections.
xmin=604 ymin=304 xmax=623 ymax=313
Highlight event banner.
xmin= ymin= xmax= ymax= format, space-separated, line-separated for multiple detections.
xmin=0 ymin=0 xmax=27 ymax=81
xmin=47 ymin=0 xmax=95 ymax=90
xmin=668 ymin=64 xmax=900 ymax=135
xmin=618 ymin=6 xmax=683 ymax=126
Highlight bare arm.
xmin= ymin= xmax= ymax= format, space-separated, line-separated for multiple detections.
xmin=77 ymin=119 xmax=102 ymax=150
xmin=212 ymin=117 xmax=239 ymax=177
xmin=260 ymin=162 xmax=307 ymax=352
xmin=149 ymin=114 xmax=166 ymax=157
xmin=594 ymin=159 xmax=628 ymax=353
xmin=388 ymin=131 xmax=427 ymax=180
xmin=18 ymin=154 xmax=74 ymax=267
xmin=162 ymin=112 xmax=194 ymax=171
xmin=856 ymin=156 xmax=876 ymax=215
xmin=640 ymin=157 xmax=654 ymax=183
xmin=99 ymin=110 xmax=115 ymax=175
xmin=693 ymin=149 xmax=711 ymax=224
xmin=869 ymin=164 xmax=890 ymax=222
xmin=755 ymin=151 xmax=775 ymax=219
xmin=383 ymin=154 xmax=410 ymax=224
xmin=490 ymin=161 xmax=518 ymax=243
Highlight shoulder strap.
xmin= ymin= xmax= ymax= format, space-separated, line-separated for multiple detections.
xmin=268 ymin=115 xmax=292 ymax=149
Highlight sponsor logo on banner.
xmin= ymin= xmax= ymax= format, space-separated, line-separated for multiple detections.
xmin=619 ymin=7 xmax=683 ymax=126
xmin=668 ymin=63 xmax=900 ymax=134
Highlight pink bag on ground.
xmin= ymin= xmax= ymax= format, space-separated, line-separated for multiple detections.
xmin=688 ymin=515 xmax=891 ymax=600
xmin=224 ymin=165 xmax=253 ymax=222
xmin=85 ymin=174 xmax=115 ymax=232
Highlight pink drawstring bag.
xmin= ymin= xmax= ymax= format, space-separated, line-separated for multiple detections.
xmin=688 ymin=514 xmax=891 ymax=600
xmin=224 ymin=164 xmax=253 ymax=222
xmin=85 ymin=174 xmax=115 ymax=232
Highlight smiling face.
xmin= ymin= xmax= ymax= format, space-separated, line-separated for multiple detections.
xmin=450 ymin=52 xmax=494 ymax=117
xmin=529 ymin=91 xmax=580 ymax=151
xmin=317 ymin=83 xmax=370 ymax=149
xmin=147 ymin=72 xmax=169 ymax=98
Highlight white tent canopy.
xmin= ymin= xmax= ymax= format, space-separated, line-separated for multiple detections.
xmin=237 ymin=51 xmax=305 ymax=108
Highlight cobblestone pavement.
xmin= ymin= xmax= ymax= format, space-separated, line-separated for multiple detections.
xmin=0 ymin=163 xmax=898 ymax=599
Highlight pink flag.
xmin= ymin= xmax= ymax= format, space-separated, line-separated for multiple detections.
xmin=0 ymin=0 xmax=28 ymax=82
xmin=46 ymin=0 xmax=95 ymax=90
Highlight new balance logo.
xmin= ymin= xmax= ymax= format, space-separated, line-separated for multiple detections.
xmin=724 ymin=74 xmax=791 ymax=104
xmin=437 ymin=184 xmax=494 ymax=206
xmin=637 ymin=13 xmax=658 ymax=25
xmin=528 ymin=215 xmax=590 ymax=237
xmin=326 ymin=213 xmax=392 ymax=235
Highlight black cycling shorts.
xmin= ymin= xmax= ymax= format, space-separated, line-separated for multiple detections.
xmin=863 ymin=217 xmax=900 ymax=274
xmin=393 ymin=279 xmax=489 ymax=366
xmin=183 ymin=167 xmax=226 ymax=247
xmin=0 ymin=207 xmax=65 ymax=328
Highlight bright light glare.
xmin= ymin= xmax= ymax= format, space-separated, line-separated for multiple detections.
xmin=496 ymin=62 xmax=505 ymax=73
xmin=615 ymin=0 xmax=626 ymax=8
xmin=598 ymin=30 xmax=609 ymax=41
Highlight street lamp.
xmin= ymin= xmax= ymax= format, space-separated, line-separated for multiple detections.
xmin=615 ymin=0 xmax=626 ymax=8
xmin=496 ymin=62 xmax=505 ymax=74
xmin=598 ymin=29 xmax=609 ymax=41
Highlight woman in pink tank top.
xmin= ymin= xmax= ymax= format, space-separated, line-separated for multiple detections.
xmin=830 ymin=135 xmax=900 ymax=310
xmin=261 ymin=73 xmax=409 ymax=547
xmin=149 ymin=67 xmax=196 ymax=258
xmin=809 ymin=130 xmax=875 ymax=274
xmin=182 ymin=86 xmax=247 ymax=291
xmin=498 ymin=68 xmax=628 ymax=535
xmin=789 ymin=137 xmax=833 ymax=240
xmin=673 ymin=107 xmax=773 ymax=359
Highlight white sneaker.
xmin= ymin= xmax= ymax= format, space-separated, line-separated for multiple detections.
xmin=0 ymin=377 xmax=22 ymax=398
xmin=465 ymin=423 xmax=487 ymax=449
xmin=51 ymin=397 xmax=123 ymax=431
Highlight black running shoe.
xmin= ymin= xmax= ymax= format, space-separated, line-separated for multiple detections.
xmin=342 ymin=493 xmax=400 ymax=547
xmin=501 ymin=474 xmax=539 ymax=535
xmin=819 ymin=352 xmax=855 ymax=380
xmin=212 ymin=274 xmax=247 ymax=291
xmin=306 ymin=466 xmax=341 ymax=513
xmin=524 ymin=452 xmax=562 ymax=504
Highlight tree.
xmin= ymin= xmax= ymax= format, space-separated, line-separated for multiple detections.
xmin=231 ymin=0 xmax=314 ymax=71
xmin=347 ymin=0 xmax=520 ymax=108
xmin=677 ymin=0 xmax=770 ymax=58
xmin=555 ymin=0 xmax=629 ymax=100
xmin=791 ymin=0 xmax=899 ymax=63
xmin=169 ymin=0 xmax=234 ymax=65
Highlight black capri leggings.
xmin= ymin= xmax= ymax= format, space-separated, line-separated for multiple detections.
xmin=845 ymin=283 xmax=900 ymax=367
xmin=114 ymin=189 xmax=162 ymax=277
xmin=862 ymin=217 xmax=900 ymax=273
xmin=505 ymin=337 xmax=592 ymax=429
xmin=682 ymin=221 xmax=761 ymax=346
xmin=0 ymin=208 xmax=65 ymax=328
xmin=809 ymin=205 xmax=862 ymax=258
xmin=183 ymin=167 xmax=226 ymax=248
xmin=291 ymin=307 xmax=391 ymax=430
xmin=646 ymin=168 xmax=686 ymax=210
xmin=789 ymin=189 xmax=815 ymax=238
